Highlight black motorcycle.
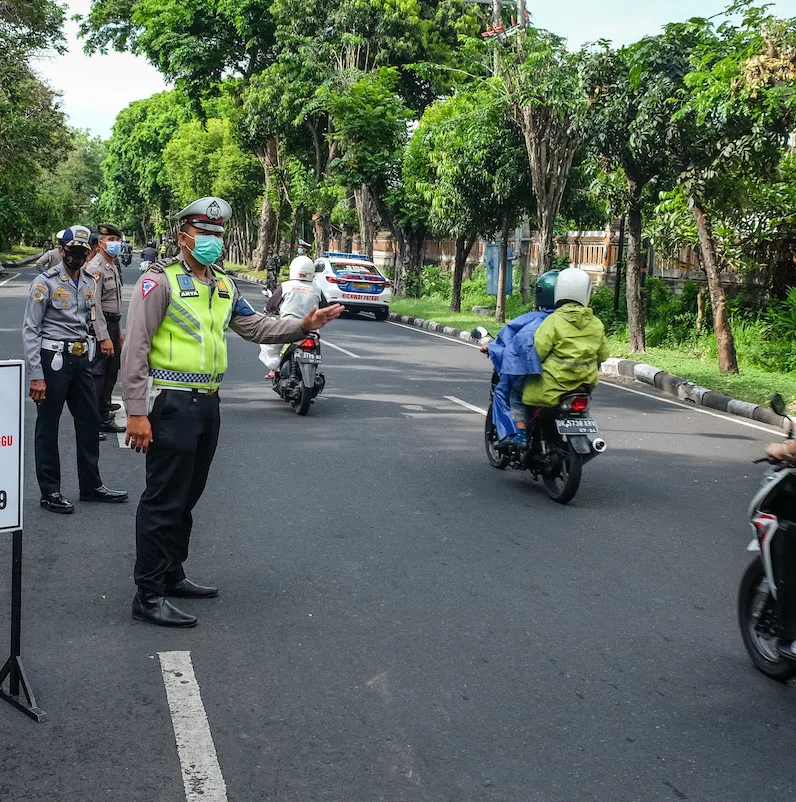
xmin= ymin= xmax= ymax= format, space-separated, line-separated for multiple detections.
xmin=272 ymin=333 xmax=326 ymax=415
xmin=484 ymin=371 xmax=606 ymax=504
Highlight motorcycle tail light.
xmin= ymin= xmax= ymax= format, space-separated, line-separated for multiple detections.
xmin=571 ymin=395 xmax=589 ymax=413
xmin=300 ymin=338 xmax=316 ymax=350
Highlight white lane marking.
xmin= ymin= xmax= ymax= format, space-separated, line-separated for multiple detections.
xmin=0 ymin=272 xmax=21 ymax=287
xmin=387 ymin=320 xmax=482 ymax=349
xmin=159 ymin=651 xmax=228 ymax=802
xmin=445 ymin=395 xmax=488 ymax=416
xmin=323 ymin=340 xmax=361 ymax=359
xmin=112 ymin=394 xmax=128 ymax=447
xmin=602 ymin=379 xmax=783 ymax=436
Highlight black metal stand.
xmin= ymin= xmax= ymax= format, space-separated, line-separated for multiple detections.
xmin=0 ymin=530 xmax=46 ymax=722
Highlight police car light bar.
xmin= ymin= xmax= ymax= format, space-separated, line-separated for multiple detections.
xmin=322 ymin=251 xmax=371 ymax=261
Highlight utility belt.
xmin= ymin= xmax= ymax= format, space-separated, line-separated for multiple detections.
xmin=41 ymin=337 xmax=96 ymax=370
xmin=146 ymin=380 xmax=218 ymax=414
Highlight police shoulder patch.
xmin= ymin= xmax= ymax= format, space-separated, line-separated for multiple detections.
xmin=141 ymin=278 xmax=158 ymax=298
xmin=93 ymin=271 xmax=102 ymax=282
xmin=44 ymin=267 xmax=59 ymax=277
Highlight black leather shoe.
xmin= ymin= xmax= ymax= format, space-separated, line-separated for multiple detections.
xmin=107 ymin=403 xmax=122 ymax=411
xmin=132 ymin=593 xmax=197 ymax=628
xmin=79 ymin=485 xmax=128 ymax=503
xmin=100 ymin=420 xmax=126 ymax=433
xmin=166 ymin=579 xmax=219 ymax=599
xmin=98 ymin=431 xmax=107 ymax=441
xmin=40 ymin=493 xmax=74 ymax=514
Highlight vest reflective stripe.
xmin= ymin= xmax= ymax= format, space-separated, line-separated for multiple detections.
xmin=149 ymin=264 xmax=234 ymax=389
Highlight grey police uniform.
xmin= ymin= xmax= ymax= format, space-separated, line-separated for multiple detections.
xmin=22 ymin=264 xmax=109 ymax=497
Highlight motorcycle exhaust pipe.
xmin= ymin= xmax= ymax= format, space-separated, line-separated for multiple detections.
xmin=581 ymin=438 xmax=607 ymax=464
xmin=592 ymin=438 xmax=607 ymax=454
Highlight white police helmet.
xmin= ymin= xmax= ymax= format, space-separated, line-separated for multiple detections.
xmin=289 ymin=255 xmax=315 ymax=282
xmin=554 ymin=267 xmax=593 ymax=307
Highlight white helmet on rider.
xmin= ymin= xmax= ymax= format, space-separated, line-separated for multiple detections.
xmin=289 ymin=255 xmax=315 ymax=282
xmin=554 ymin=267 xmax=593 ymax=308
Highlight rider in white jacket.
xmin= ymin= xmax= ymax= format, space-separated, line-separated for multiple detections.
xmin=259 ymin=255 xmax=325 ymax=375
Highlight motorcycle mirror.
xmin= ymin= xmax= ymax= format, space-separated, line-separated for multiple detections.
xmin=771 ymin=393 xmax=787 ymax=417
xmin=471 ymin=326 xmax=490 ymax=341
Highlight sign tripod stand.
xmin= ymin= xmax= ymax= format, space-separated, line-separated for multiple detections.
xmin=0 ymin=360 xmax=46 ymax=722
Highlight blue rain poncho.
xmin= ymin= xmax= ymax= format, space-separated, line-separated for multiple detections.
xmin=488 ymin=310 xmax=551 ymax=440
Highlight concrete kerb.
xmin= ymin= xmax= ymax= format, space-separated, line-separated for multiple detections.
xmin=386 ymin=311 xmax=792 ymax=432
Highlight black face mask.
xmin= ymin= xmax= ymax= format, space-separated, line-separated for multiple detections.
xmin=63 ymin=249 xmax=88 ymax=270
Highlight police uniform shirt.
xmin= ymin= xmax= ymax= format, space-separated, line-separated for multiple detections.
xmin=121 ymin=258 xmax=307 ymax=416
xmin=23 ymin=267 xmax=109 ymax=380
xmin=86 ymin=252 xmax=122 ymax=314
xmin=35 ymin=248 xmax=61 ymax=269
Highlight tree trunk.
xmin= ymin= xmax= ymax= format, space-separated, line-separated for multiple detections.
xmin=353 ymin=185 xmax=376 ymax=260
xmin=625 ymin=180 xmax=646 ymax=354
xmin=536 ymin=207 xmax=555 ymax=275
xmin=288 ymin=205 xmax=301 ymax=262
xmin=451 ymin=233 xmax=476 ymax=313
xmin=696 ymin=286 xmax=707 ymax=334
xmin=496 ymin=209 xmax=510 ymax=324
xmin=692 ymin=201 xmax=739 ymax=374
xmin=342 ymin=187 xmax=355 ymax=252
xmin=313 ymin=214 xmax=331 ymax=257
xmin=519 ymin=222 xmax=532 ymax=304
xmin=251 ymin=140 xmax=279 ymax=271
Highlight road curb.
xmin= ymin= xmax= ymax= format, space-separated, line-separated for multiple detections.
xmin=388 ymin=312 xmax=791 ymax=431
xmin=1 ymin=253 xmax=41 ymax=271
xmin=226 ymin=269 xmax=269 ymax=286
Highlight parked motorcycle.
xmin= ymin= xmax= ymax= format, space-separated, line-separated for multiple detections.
xmin=475 ymin=328 xmax=605 ymax=504
xmin=738 ymin=394 xmax=796 ymax=681
xmin=261 ymin=289 xmax=325 ymax=415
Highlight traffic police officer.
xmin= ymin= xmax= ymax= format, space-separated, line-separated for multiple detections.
xmin=121 ymin=197 xmax=343 ymax=627
xmin=22 ymin=226 xmax=129 ymax=514
xmin=87 ymin=223 xmax=125 ymax=433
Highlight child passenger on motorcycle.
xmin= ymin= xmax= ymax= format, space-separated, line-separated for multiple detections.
xmin=259 ymin=255 xmax=326 ymax=377
xmin=519 ymin=267 xmax=609 ymax=434
xmin=481 ymin=270 xmax=560 ymax=448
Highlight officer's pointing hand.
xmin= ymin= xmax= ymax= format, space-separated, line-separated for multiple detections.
xmin=301 ymin=304 xmax=344 ymax=332
xmin=125 ymin=415 xmax=153 ymax=453
xmin=100 ymin=338 xmax=114 ymax=357
xmin=29 ymin=380 xmax=46 ymax=403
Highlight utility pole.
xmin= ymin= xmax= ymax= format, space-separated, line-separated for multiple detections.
xmin=492 ymin=0 xmax=501 ymax=72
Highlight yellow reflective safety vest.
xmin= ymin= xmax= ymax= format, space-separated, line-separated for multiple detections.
xmin=149 ymin=263 xmax=235 ymax=390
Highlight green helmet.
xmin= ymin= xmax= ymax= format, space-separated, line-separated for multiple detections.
xmin=535 ymin=270 xmax=560 ymax=310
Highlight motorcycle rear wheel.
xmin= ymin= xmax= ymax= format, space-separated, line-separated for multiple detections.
xmin=484 ymin=404 xmax=508 ymax=469
xmin=738 ymin=559 xmax=796 ymax=682
xmin=292 ymin=382 xmax=313 ymax=415
xmin=542 ymin=441 xmax=582 ymax=505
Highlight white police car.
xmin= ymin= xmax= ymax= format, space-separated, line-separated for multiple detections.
xmin=314 ymin=252 xmax=392 ymax=320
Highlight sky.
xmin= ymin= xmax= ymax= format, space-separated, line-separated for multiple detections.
xmin=35 ymin=0 xmax=794 ymax=140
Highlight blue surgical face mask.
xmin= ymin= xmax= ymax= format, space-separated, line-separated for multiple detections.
xmin=104 ymin=241 xmax=122 ymax=257
xmin=187 ymin=234 xmax=223 ymax=266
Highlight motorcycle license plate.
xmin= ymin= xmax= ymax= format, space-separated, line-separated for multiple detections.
xmin=353 ymin=282 xmax=372 ymax=290
xmin=296 ymin=352 xmax=321 ymax=364
xmin=556 ymin=418 xmax=598 ymax=435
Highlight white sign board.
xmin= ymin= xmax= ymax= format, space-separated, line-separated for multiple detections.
xmin=0 ymin=361 xmax=24 ymax=533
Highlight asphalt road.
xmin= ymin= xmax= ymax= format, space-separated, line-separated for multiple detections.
xmin=1 ymin=256 xmax=796 ymax=802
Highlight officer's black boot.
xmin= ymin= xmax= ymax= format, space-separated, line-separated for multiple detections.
xmin=132 ymin=592 xmax=197 ymax=628
xmin=100 ymin=413 xmax=125 ymax=433
xmin=40 ymin=492 xmax=74 ymax=514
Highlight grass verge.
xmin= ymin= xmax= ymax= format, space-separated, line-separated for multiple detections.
xmin=0 ymin=245 xmax=41 ymax=263
xmin=392 ymin=296 xmax=796 ymax=411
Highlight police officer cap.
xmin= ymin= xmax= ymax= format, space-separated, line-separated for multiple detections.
xmin=56 ymin=229 xmax=66 ymax=242
xmin=61 ymin=225 xmax=92 ymax=250
xmin=175 ymin=197 xmax=232 ymax=234
xmin=88 ymin=228 xmax=99 ymax=246
xmin=97 ymin=222 xmax=123 ymax=238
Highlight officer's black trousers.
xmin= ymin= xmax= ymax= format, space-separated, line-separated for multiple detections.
xmin=91 ymin=318 xmax=122 ymax=417
xmin=35 ymin=349 xmax=102 ymax=496
xmin=134 ymin=390 xmax=220 ymax=596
